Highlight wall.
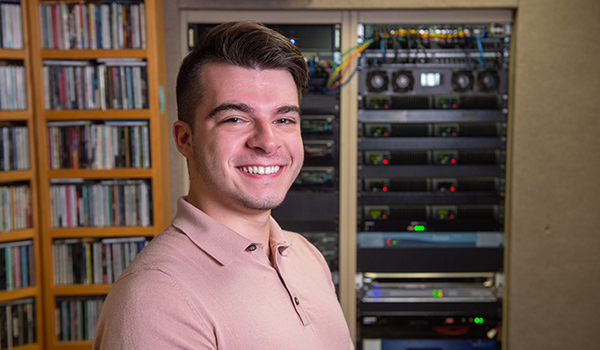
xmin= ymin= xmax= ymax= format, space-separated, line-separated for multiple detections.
xmin=162 ymin=1 xmax=600 ymax=349
xmin=507 ymin=0 xmax=600 ymax=349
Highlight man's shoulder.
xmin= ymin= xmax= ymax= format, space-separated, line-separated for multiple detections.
xmin=114 ymin=226 xmax=199 ymax=283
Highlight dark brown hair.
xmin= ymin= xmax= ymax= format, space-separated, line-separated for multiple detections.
xmin=176 ymin=21 xmax=308 ymax=129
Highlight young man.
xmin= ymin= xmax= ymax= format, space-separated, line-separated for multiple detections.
xmin=93 ymin=21 xmax=353 ymax=349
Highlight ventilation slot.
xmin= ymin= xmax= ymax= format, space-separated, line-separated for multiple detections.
xmin=392 ymin=124 xmax=429 ymax=137
xmin=391 ymin=151 xmax=429 ymax=164
xmin=457 ymin=178 xmax=498 ymax=192
xmin=457 ymin=205 xmax=498 ymax=219
xmin=458 ymin=150 xmax=499 ymax=164
xmin=459 ymin=123 xmax=501 ymax=137
xmin=391 ymin=96 xmax=430 ymax=109
xmin=460 ymin=96 xmax=500 ymax=109
xmin=390 ymin=205 xmax=428 ymax=220
xmin=391 ymin=178 xmax=428 ymax=192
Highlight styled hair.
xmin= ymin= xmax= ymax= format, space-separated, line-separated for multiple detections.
xmin=176 ymin=21 xmax=309 ymax=129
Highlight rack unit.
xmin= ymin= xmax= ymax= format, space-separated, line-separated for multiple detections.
xmin=28 ymin=1 xmax=169 ymax=349
xmin=0 ymin=0 xmax=43 ymax=348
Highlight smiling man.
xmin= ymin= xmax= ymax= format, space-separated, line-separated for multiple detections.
xmin=93 ymin=21 xmax=353 ymax=350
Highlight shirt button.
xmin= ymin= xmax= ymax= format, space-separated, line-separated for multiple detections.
xmin=294 ymin=297 xmax=300 ymax=305
xmin=248 ymin=244 xmax=257 ymax=251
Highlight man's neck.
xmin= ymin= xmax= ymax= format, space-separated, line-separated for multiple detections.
xmin=186 ymin=195 xmax=273 ymax=257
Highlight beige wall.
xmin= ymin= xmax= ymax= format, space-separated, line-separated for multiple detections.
xmin=163 ymin=1 xmax=600 ymax=349
xmin=507 ymin=0 xmax=600 ymax=349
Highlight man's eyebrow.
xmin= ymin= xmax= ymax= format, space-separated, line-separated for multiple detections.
xmin=207 ymin=103 xmax=253 ymax=119
xmin=276 ymin=105 xmax=302 ymax=116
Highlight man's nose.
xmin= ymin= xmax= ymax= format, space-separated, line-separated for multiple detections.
xmin=247 ymin=120 xmax=280 ymax=154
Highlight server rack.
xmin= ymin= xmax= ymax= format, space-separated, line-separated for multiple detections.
xmin=355 ymin=21 xmax=511 ymax=350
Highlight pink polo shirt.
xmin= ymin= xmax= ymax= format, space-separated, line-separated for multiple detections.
xmin=93 ymin=197 xmax=353 ymax=349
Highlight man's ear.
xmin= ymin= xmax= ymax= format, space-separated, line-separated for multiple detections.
xmin=173 ymin=120 xmax=194 ymax=160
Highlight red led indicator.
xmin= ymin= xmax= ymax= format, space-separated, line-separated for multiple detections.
xmin=452 ymin=132 xmax=457 ymax=136
xmin=452 ymin=103 xmax=458 ymax=108
xmin=384 ymin=132 xmax=389 ymax=137
xmin=383 ymin=159 xmax=389 ymax=165
xmin=450 ymin=214 xmax=455 ymax=219
xmin=451 ymin=159 xmax=456 ymax=164
xmin=382 ymin=187 xmax=388 ymax=192
xmin=384 ymin=104 xmax=389 ymax=109
xmin=382 ymin=214 xmax=387 ymax=219
xmin=385 ymin=238 xmax=393 ymax=246
xmin=450 ymin=186 xmax=455 ymax=192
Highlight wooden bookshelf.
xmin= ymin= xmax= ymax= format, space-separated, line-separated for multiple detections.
xmin=0 ymin=0 xmax=43 ymax=349
xmin=0 ymin=48 xmax=27 ymax=60
xmin=0 ymin=169 xmax=35 ymax=183
xmin=0 ymin=110 xmax=31 ymax=121
xmin=0 ymin=287 xmax=38 ymax=303
xmin=28 ymin=0 xmax=170 ymax=348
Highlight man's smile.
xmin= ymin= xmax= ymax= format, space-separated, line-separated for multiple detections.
xmin=239 ymin=165 xmax=282 ymax=175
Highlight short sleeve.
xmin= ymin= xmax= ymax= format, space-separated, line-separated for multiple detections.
xmin=93 ymin=268 xmax=216 ymax=350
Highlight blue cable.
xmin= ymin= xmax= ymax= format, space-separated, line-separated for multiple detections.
xmin=475 ymin=34 xmax=486 ymax=67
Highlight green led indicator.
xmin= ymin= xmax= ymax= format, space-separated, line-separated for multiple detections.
xmin=474 ymin=317 xmax=484 ymax=324
xmin=414 ymin=225 xmax=425 ymax=231
xmin=392 ymin=240 xmax=397 ymax=245
xmin=432 ymin=289 xmax=443 ymax=298
xmin=437 ymin=209 xmax=449 ymax=216
xmin=370 ymin=210 xmax=382 ymax=218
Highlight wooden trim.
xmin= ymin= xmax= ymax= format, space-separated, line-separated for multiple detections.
xmin=47 ymin=168 xmax=153 ymax=179
xmin=48 ymin=226 xmax=158 ymax=239
xmin=0 ymin=170 xmax=35 ymax=183
xmin=41 ymin=49 xmax=147 ymax=60
xmin=357 ymin=9 xmax=514 ymax=23
xmin=184 ymin=9 xmax=344 ymax=23
xmin=0 ymin=48 xmax=27 ymax=59
xmin=0 ymin=228 xmax=35 ymax=243
xmin=338 ymin=10 xmax=359 ymax=342
xmin=43 ymin=109 xmax=151 ymax=121
xmin=0 ymin=287 xmax=38 ymax=303
xmin=51 ymin=285 xmax=113 ymax=296
xmin=0 ymin=111 xmax=30 ymax=121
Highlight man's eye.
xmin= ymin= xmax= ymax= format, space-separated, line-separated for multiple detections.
xmin=276 ymin=118 xmax=295 ymax=124
xmin=222 ymin=117 xmax=243 ymax=123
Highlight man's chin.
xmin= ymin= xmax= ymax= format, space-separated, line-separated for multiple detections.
xmin=237 ymin=195 xmax=287 ymax=212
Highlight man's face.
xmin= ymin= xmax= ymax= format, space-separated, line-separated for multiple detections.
xmin=190 ymin=63 xmax=304 ymax=214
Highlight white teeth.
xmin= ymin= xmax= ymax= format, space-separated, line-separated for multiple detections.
xmin=241 ymin=166 xmax=280 ymax=175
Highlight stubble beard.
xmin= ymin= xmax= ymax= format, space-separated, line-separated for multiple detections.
xmin=192 ymin=147 xmax=301 ymax=212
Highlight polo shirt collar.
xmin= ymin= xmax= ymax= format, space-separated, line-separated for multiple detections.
xmin=171 ymin=197 xmax=292 ymax=264
xmin=269 ymin=216 xmax=292 ymax=256
xmin=171 ymin=197 xmax=252 ymax=266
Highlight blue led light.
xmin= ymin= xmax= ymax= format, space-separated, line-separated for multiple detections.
xmin=290 ymin=38 xmax=296 ymax=44
xmin=373 ymin=284 xmax=379 ymax=289
xmin=373 ymin=291 xmax=380 ymax=297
